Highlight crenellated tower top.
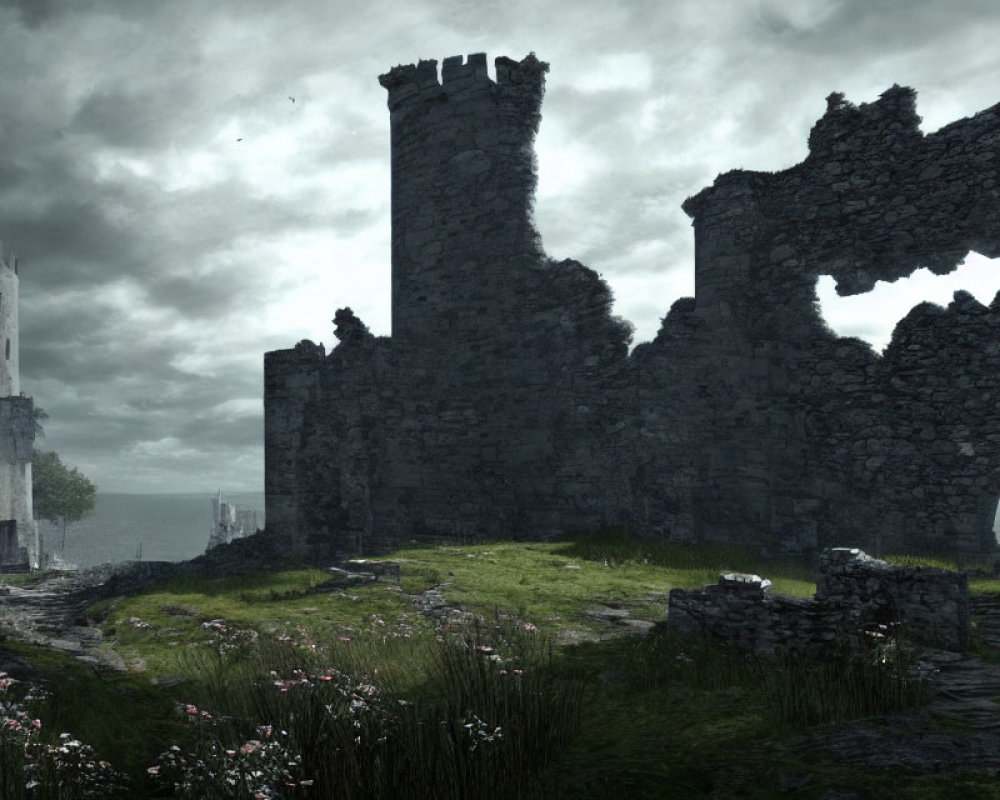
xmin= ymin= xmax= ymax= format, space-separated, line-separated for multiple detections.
xmin=378 ymin=53 xmax=550 ymax=344
xmin=379 ymin=52 xmax=548 ymax=113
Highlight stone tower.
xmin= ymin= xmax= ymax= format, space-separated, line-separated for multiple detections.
xmin=378 ymin=53 xmax=549 ymax=344
xmin=0 ymin=246 xmax=36 ymax=570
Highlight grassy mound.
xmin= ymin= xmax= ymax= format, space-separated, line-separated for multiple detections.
xmin=0 ymin=530 xmax=994 ymax=798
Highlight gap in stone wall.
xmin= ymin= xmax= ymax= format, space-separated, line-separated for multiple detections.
xmin=432 ymin=55 xmax=498 ymax=83
xmin=815 ymin=252 xmax=1000 ymax=353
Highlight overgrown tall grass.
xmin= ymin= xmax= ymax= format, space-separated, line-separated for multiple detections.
xmin=616 ymin=626 xmax=933 ymax=729
xmin=154 ymin=618 xmax=583 ymax=799
xmin=0 ymin=672 xmax=131 ymax=799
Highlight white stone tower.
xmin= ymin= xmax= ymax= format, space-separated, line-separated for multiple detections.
xmin=0 ymin=245 xmax=36 ymax=570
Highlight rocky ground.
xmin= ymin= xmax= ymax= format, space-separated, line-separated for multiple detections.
xmin=781 ymin=594 xmax=1000 ymax=780
xmin=0 ymin=567 xmax=135 ymax=674
xmin=0 ymin=533 xmax=287 ymax=676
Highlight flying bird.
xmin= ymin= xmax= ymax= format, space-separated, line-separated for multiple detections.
xmin=289 ymin=96 xmax=296 ymax=103
xmin=237 ymin=138 xmax=243 ymax=142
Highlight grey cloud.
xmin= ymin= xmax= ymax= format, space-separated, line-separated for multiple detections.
xmin=70 ymin=89 xmax=186 ymax=150
xmin=5 ymin=0 xmax=1000 ymax=492
xmin=176 ymin=414 xmax=263 ymax=450
xmin=0 ymin=0 xmax=84 ymax=28
xmin=751 ymin=0 xmax=1000 ymax=59
xmin=20 ymin=341 xmax=190 ymax=386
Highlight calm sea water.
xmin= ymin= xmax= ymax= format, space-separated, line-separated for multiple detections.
xmin=36 ymin=492 xmax=265 ymax=569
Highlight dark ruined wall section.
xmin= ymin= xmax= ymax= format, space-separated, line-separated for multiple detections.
xmin=669 ymin=548 xmax=970 ymax=654
xmin=815 ymin=548 xmax=970 ymax=651
xmin=355 ymin=54 xmax=635 ymax=545
xmin=874 ymin=292 xmax=1000 ymax=553
xmin=314 ymin=261 xmax=635 ymax=549
xmin=263 ymin=341 xmax=325 ymax=553
xmin=640 ymin=86 xmax=1000 ymax=554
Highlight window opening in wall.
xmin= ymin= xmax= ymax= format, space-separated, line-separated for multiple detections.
xmin=4 ymin=339 xmax=8 ymax=360
xmin=815 ymin=253 xmax=1000 ymax=353
xmin=993 ymin=497 xmax=1000 ymax=544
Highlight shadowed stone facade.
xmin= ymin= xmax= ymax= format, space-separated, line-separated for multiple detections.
xmin=265 ymin=53 xmax=1000 ymax=558
xmin=667 ymin=548 xmax=971 ymax=653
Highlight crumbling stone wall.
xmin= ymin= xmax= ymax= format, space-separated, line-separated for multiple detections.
xmin=664 ymin=85 xmax=1000 ymax=554
xmin=264 ymin=53 xmax=1000 ymax=558
xmin=816 ymin=548 xmax=970 ymax=650
xmin=667 ymin=548 xmax=970 ymax=653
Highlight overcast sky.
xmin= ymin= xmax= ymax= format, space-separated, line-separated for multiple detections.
xmin=5 ymin=0 xmax=1000 ymax=493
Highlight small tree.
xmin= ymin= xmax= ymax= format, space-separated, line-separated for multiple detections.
xmin=32 ymin=406 xmax=48 ymax=438
xmin=32 ymin=450 xmax=97 ymax=552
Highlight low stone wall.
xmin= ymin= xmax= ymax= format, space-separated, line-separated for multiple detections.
xmin=816 ymin=548 xmax=970 ymax=650
xmin=667 ymin=548 xmax=970 ymax=654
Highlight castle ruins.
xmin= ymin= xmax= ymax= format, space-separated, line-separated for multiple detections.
xmin=264 ymin=53 xmax=1000 ymax=558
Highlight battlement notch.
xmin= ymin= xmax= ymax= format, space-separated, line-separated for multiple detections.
xmin=379 ymin=53 xmax=548 ymax=113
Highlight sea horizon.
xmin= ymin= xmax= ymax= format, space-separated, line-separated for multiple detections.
xmin=36 ymin=491 xmax=266 ymax=569
xmin=94 ymin=490 xmax=263 ymax=496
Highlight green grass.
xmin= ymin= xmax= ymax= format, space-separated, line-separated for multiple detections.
xmin=0 ymin=530 xmax=988 ymax=798
xmin=88 ymin=566 xmax=433 ymax=677
xmin=884 ymin=552 xmax=998 ymax=571
xmin=884 ymin=552 xmax=1000 ymax=594
xmin=92 ymin=536 xmax=816 ymax=676
xmin=0 ymin=570 xmax=58 ymax=587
